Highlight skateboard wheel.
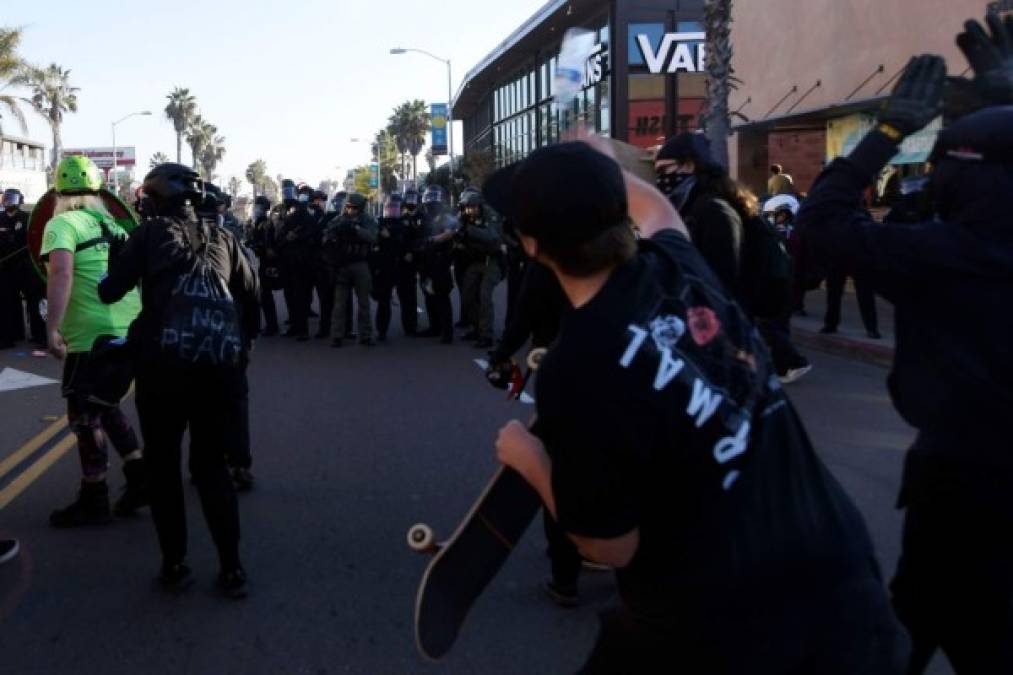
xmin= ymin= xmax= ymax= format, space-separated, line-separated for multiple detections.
xmin=408 ymin=523 xmax=435 ymax=552
xmin=527 ymin=348 xmax=547 ymax=371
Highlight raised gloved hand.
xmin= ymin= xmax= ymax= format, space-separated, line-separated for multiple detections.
xmin=878 ymin=55 xmax=946 ymax=139
xmin=957 ymin=13 xmax=1013 ymax=104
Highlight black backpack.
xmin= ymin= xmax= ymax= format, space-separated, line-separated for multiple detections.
xmin=159 ymin=227 xmax=243 ymax=369
xmin=739 ymin=214 xmax=793 ymax=319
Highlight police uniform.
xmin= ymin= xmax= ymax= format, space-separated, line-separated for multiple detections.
xmin=456 ymin=203 xmax=503 ymax=347
xmin=325 ymin=197 xmax=378 ymax=346
xmin=0 ymin=206 xmax=32 ymax=346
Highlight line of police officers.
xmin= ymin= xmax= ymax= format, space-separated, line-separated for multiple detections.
xmin=0 ymin=188 xmax=46 ymax=349
xmin=244 ymin=181 xmax=509 ymax=350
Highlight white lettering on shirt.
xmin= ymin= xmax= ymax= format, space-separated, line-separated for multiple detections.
xmin=653 ymin=348 xmax=685 ymax=391
xmin=686 ymin=379 xmax=723 ymax=428
xmin=620 ymin=325 xmax=649 ymax=368
xmin=714 ymin=420 xmax=750 ymax=464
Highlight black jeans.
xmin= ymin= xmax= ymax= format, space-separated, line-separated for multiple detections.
xmin=135 ymin=364 xmax=242 ymax=571
xmin=544 ymin=510 xmax=582 ymax=587
xmin=225 ymin=366 xmax=251 ymax=471
xmin=259 ymin=274 xmax=279 ymax=333
xmin=891 ymin=451 xmax=1013 ymax=674
xmin=758 ymin=313 xmax=809 ymax=375
xmin=824 ymin=270 xmax=878 ymax=333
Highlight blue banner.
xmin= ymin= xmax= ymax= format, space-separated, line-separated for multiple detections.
xmin=430 ymin=103 xmax=448 ymax=156
xmin=369 ymin=163 xmax=379 ymax=189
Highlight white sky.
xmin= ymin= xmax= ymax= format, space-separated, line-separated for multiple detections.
xmin=8 ymin=0 xmax=548 ymax=192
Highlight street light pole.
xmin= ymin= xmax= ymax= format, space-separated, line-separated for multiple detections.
xmin=111 ymin=110 xmax=152 ymax=193
xmin=390 ymin=47 xmax=455 ymax=200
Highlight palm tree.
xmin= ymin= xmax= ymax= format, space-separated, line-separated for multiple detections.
xmin=245 ymin=159 xmax=269 ymax=196
xmin=185 ymin=115 xmax=215 ymax=170
xmin=199 ymin=134 xmax=226 ymax=181
xmin=149 ymin=151 xmax=169 ymax=168
xmin=227 ymin=176 xmax=242 ymax=197
xmin=702 ymin=0 xmax=733 ymax=169
xmin=0 ymin=27 xmax=27 ymax=136
xmin=164 ymin=87 xmax=197 ymax=164
xmin=15 ymin=63 xmax=79 ymax=171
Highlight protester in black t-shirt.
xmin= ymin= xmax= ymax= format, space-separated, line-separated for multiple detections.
xmin=483 ymin=141 xmax=909 ymax=674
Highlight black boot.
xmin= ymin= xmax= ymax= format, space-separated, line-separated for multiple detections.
xmin=114 ymin=459 xmax=149 ymax=517
xmin=50 ymin=481 xmax=112 ymax=528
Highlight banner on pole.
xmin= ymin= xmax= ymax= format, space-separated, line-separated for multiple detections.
xmin=430 ymin=103 xmax=448 ymax=156
xmin=369 ymin=162 xmax=379 ymax=189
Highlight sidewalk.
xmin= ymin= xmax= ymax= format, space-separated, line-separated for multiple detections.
xmin=791 ymin=286 xmax=895 ymax=368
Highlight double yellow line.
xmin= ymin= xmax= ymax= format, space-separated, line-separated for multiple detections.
xmin=0 ymin=416 xmax=76 ymax=511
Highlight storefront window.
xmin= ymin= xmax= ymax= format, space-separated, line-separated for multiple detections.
xmin=628 ymin=74 xmax=666 ymax=148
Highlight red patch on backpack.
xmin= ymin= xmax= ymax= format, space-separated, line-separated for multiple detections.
xmin=687 ymin=307 xmax=720 ymax=346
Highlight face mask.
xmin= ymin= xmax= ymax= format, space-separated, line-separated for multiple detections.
xmin=253 ymin=206 xmax=265 ymax=219
xmin=655 ymin=171 xmax=693 ymax=197
xmin=298 ymin=194 xmax=310 ymax=204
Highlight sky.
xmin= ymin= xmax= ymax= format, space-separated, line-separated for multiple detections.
xmin=7 ymin=0 xmax=549 ymax=193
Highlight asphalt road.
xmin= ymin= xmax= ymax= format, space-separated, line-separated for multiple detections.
xmin=0 ymin=292 xmax=953 ymax=674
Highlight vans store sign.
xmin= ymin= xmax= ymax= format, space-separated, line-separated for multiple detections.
xmin=629 ymin=24 xmax=706 ymax=74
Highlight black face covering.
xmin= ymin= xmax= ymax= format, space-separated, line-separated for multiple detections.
xmin=656 ymin=171 xmax=694 ymax=196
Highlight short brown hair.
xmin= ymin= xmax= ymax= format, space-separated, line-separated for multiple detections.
xmin=770 ymin=164 xmax=783 ymax=174
xmin=540 ymin=221 xmax=637 ymax=278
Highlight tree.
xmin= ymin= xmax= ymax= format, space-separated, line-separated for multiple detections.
xmin=185 ymin=115 xmax=215 ymax=171
xmin=702 ymin=0 xmax=733 ymax=169
xmin=14 ymin=63 xmax=78 ymax=171
xmin=149 ymin=151 xmax=169 ymax=168
xmin=245 ymin=159 xmax=269 ymax=195
xmin=228 ymin=176 xmax=243 ymax=197
xmin=373 ymin=128 xmax=400 ymax=193
xmin=0 ymin=27 xmax=27 ymax=136
xmin=200 ymin=133 xmax=226 ymax=181
xmin=388 ymin=99 xmax=430 ymax=181
xmin=164 ymin=87 xmax=197 ymax=165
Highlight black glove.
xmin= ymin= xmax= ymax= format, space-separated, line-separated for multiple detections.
xmin=957 ymin=13 xmax=1013 ymax=104
xmin=878 ymin=55 xmax=946 ymax=138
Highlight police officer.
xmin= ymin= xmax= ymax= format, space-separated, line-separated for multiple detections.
xmin=325 ymin=192 xmax=378 ymax=347
xmin=0 ymin=188 xmax=41 ymax=348
xmin=455 ymin=190 xmax=503 ymax=349
xmin=370 ymin=194 xmax=403 ymax=341
xmin=308 ymin=188 xmax=334 ymax=339
xmin=247 ymin=195 xmax=280 ymax=335
xmin=278 ymin=179 xmax=315 ymax=341
xmin=418 ymin=185 xmax=458 ymax=343
xmin=796 ymin=19 xmax=1013 ymax=671
xmin=453 ymin=186 xmax=481 ymax=329
xmin=219 ymin=193 xmax=244 ymax=242
xmin=399 ymin=189 xmax=424 ymax=336
xmin=501 ymin=218 xmax=527 ymax=335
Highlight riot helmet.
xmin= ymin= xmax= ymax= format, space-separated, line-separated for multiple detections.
xmin=141 ymin=163 xmax=204 ymax=217
xmin=202 ymin=183 xmax=224 ymax=214
xmin=281 ymin=179 xmax=299 ymax=206
xmin=343 ymin=192 xmax=367 ymax=215
xmin=762 ymin=194 xmax=800 ymax=226
xmin=383 ymin=194 xmax=402 ymax=218
xmin=402 ymin=189 xmax=420 ymax=214
xmin=313 ymin=189 xmax=328 ymax=205
xmin=330 ymin=190 xmax=348 ymax=213
xmin=253 ymin=195 xmax=271 ymax=219
xmin=2 ymin=188 xmax=24 ymax=210
xmin=296 ymin=182 xmax=314 ymax=204
xmin=459 ymin=188 xmax=484 ymax=220
xmin=422 ymin=185 xmax=445 ymax=217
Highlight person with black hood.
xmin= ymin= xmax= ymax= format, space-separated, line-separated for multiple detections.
xmin=796 ymin=16 xmax=1013 ymax=672
xmin=98 ymin=162 xmax=259 ymax=598
xmin=654 ymin=132 xmax=756 ymax=303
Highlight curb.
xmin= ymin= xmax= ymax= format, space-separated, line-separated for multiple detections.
xmin=793 ymin=328 xmax=894 ymax=369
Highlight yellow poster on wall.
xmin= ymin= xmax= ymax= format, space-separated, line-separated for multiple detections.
xmin=826 ymin=113 xmax=941 ymax=165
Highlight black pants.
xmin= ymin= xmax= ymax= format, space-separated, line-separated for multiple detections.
xmin=310 ymin=260 xmax=333 ymax=335
xmin=0 ymin=266 xmax=22 ymax=344
xmin=283 ymin=255 xmax=311 ymax=335
xmin=395 ymin=265 xmax=418 ymax=335
xmin=17 ymin=265 xmax=44 ymax=343
xmin=259 ymin=275 xmax=279 ymax=334
xmin=225 ymin=366 xmax=251 ymax=470
xmin=824 ymin=270 xmax=878 ymax=333
xmin=890 ymin=452 xmax=1013 ymax=674
xmin=758 ymin=313 xmax=809 ymax=375
xmin=135 ymin=365 xmax=242 ymax=571
xmin=579 ymin=573 xmax=908 ymax=674
xmin=504 ymin=257 xmax=526 ymax=333
xmin=544 ymin=510 xmax=581 ymax=587
xmin=422 ymin=264 xmax=454 ymax=339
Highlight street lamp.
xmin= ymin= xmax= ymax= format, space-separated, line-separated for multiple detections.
xmin=111 ymin=110 xmax=151 ymax=192
xmin=389 ymin=47 xmax=455 ymax=199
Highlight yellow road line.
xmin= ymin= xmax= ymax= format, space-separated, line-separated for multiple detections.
xmin=0 ymin=415 xmax=68 ymax=481
xmin=0 ymin=432 xmax=76 ymax=510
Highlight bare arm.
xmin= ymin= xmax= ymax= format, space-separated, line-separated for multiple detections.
xmin=45 ymin=250 xmax=74 ymax=360
xmin=496 ymin=420 xmax=641 ymax=568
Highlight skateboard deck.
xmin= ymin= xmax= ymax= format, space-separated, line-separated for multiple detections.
xmin=410 ymin=464 xmax=543 ymax=661
xmin=27 ymin=188 xmax=138 ymax=280
xmin=410 ymin=347 xmax=548 ymax=661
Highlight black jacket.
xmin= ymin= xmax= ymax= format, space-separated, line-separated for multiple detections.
xmin=0 ymin=208 xmax=29 ymax=271
xmin=677 ymin=184 xmax=744 ymax=298
xmin=98 ymin=215 xmax=260 ymax=363
xmin=492 ymin=261 xmax=569 ymax=363
xmin=797 ymin=129 xmax=1013 ymax=468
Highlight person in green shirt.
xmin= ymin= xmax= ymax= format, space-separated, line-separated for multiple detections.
xmin=40 ymin=155 xmax=147 ymax=528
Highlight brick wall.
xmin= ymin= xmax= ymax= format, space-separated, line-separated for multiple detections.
xmin=767 ymin=129 xmax=827 ymax=196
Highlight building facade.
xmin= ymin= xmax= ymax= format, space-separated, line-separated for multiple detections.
xmin=453 ymin=0 xmax=709 ymax=168
xmin=0 ymin=134 xmax=48 ymax=204
xmin=729 ymin=0 xmax=985 ymax=197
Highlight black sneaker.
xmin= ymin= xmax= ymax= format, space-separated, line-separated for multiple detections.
xmin=543 ymin=579 xmax=578 ymax=608
xmin=232 ymin=467 xmax=255 ymax=492
xmin=218 ymin=567 xmax=248 ymax=599
xmin=158 ymin=563 xmax=194 ymax=594
xmin=0 ymin=539 xmax=19 ymax=566
xmin=50 ymin=481 xmax=112 ymax=528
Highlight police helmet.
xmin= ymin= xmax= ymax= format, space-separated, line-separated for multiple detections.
xmin=202 ymin=183 xmax=224 ymax=212
xmin=459 ymin=190 xmax=484 ymax=208
xmin=422 ymin=185 xmax=445 ymax=205
xmin=142 ymin=163 xmax=204 ymax=215
xmin=2 ymin=188 xmax=24 ymax=208
xmin=313 ymin=189 xmax=328 ymax=203
xmin=254 ymin=195 xmax=271 ymax=210
xmin=281 ymin=179 xmax=299 ymax=205
xmin=345 ymin=192 xmax=367 ymax=210
xmin=402 ymin=189 xmax=420 ymax=208
xmin=762 ymin=194 xmax=800 ymax=218
xmin=221 ymin=193 xmax=233 ymax=210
